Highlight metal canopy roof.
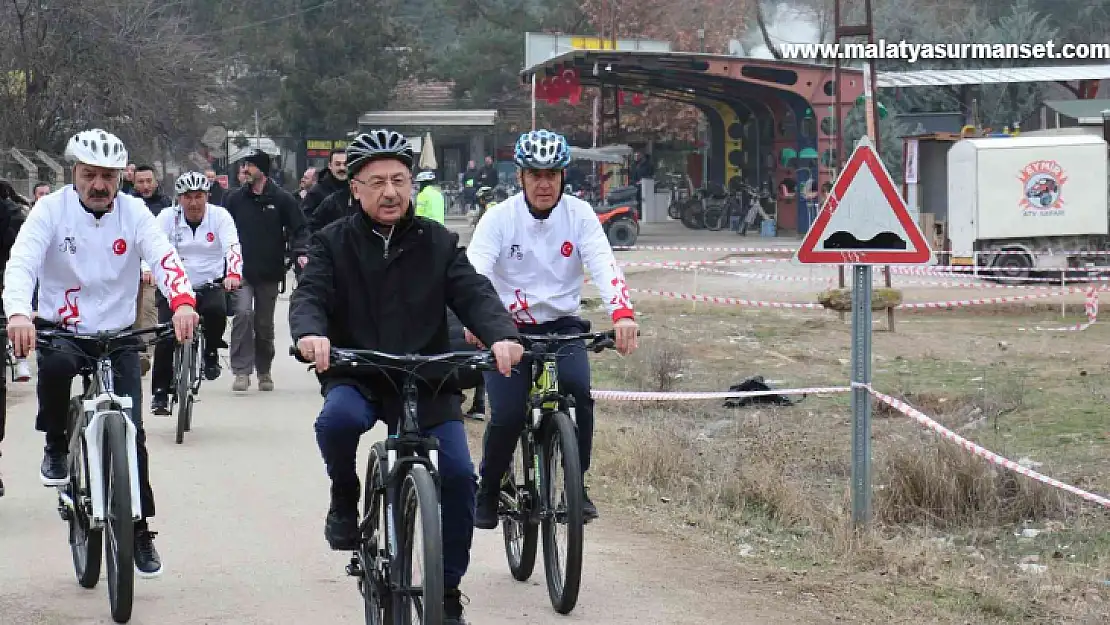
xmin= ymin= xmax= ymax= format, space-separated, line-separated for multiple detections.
xmin=876 ymin=64 xmax=1110 ymax=88
xmin=356 ymin=110 xmax=497 ymax=127
xmin=1042 ymin=98 xmax=1110 ymax=124
xmin=523 ymin=51 xmax=1110 ymax=92
xmin=521 ymin=49 xmax=861 ymax=80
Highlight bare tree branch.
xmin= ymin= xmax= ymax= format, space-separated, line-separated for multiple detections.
xmin=754 ymin=0 xmax=783 ymax=59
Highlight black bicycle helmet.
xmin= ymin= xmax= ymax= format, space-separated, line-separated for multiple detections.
xmin=346 ymin=129 xmax=415 ymax=176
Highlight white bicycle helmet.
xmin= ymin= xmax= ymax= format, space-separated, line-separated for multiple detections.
xmin=415 ymin=170 xmax=436 ymax=183
xmin=65 ymin=129 xmax=128 ymax=169
xmin=346 ymin=130 xmax=415 ymax=175
xmin=175 ymin=171 xmax=212 ymax=195
xmin=513 ymin=130 xmax=570 ymax=170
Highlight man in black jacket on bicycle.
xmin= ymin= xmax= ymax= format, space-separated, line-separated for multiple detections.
xmin=289 ymin=129 xmax=523 ymax=625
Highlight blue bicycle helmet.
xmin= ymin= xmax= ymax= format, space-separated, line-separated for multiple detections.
xmin=513 ymin=130 xmax=570 ymax=170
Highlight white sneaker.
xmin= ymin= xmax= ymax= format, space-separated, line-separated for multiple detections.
xmin=13 ymin=359 xmax=30 ymax=382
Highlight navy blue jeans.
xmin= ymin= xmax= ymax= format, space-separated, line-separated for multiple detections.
xmin=314 ymin=384 xmax=477 ymax=590
xmin=479 ymin=319 xmax=594 ymax=487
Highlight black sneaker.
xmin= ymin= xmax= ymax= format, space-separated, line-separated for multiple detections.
xmin=40 ymin=446 xmax=67 ymax=486
xmin=473 ymin=480 xmax=499 ymax=530
xmin=444 ymin=588 xmax=469 ymax=625
xmin=583 ymin=488 xmax=599 ymax=523
xmin=465 ymin=402 xmax=485 ymax=421
xmin=203 ymin=354 xmax=221 ymax=381
xmin=151 ymin=393 xmax=171 ymax=416
xmin=134 ymin=528 xmax=163 ymax=577
xmin=325 ymin=506 xmax=360 ymax=551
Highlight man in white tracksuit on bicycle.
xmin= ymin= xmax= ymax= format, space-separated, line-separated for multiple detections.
xmin=149 ymin=171 xmax=243 ymax=415
xmin=464 ymin=129 xmax=640 ymax=529
xmin=3 ymin=128 xmax=199 ymax=577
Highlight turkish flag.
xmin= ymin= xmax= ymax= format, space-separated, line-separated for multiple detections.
xmin=546 ymin=76 xmax=564 ymax=103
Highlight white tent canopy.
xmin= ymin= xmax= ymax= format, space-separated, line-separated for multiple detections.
xmin=569 ymin=144 xmax=633 ymax=164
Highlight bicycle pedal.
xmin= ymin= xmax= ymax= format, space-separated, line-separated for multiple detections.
xmin=345 ymin=558 xmax=363 ymax=577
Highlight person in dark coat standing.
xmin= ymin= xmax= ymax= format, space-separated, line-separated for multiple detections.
xmin=224 ymin=148 xmax=308 ymax=393
xmin=0 ymin=179 xmax=29 ymax=497
xmin=204 ymin=168 xmax=227 ymax=206
xmin=301 ymin=148 xmax=347 ymax=225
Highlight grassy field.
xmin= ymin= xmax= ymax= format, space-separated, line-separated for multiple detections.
xmin=571 ymin=298 xmax=1110 ymax=624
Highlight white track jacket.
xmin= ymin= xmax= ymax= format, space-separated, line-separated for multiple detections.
xmin=147 ymin=204 xmax=243 ymax=286
xmin=466 ymin=192 xmax=634 ymax=326
xmin=3 ymin=186 xmax=196 ymax=332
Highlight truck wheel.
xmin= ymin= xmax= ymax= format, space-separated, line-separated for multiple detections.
xmin=607 ymin=219 xmax=638 ymax=247
xmin=992 ymin=254 xmax=1032 ymax=282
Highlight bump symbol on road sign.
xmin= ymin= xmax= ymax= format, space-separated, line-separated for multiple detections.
xmin=795 ymin=136 xmax=932 ymax=265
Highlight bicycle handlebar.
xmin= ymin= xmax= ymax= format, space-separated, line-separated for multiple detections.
xmin=25 ymin=322 xmax=177 ymax=361
xmin=288 ymin=345 xmax=498 ymax=372
xmin=518 ymin=330 xmax=624 ymax=355
xmin=194 ymin=277 xmax=225 ymax=292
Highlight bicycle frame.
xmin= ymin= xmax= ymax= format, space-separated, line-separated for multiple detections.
xmin=292 ymin=345 xmax=496 ymax=621
xmin=518 ymin=331 xmax=616 ymax=487
xmin=40 ymin=323 xmax=173 ymax=525
xmin=76 ymin=354 xmax=143 ymax=524
xmin=378 ymin=372 xmax=442 ymax=582
xmin=524 ymin=331 xmax=617 ymax=423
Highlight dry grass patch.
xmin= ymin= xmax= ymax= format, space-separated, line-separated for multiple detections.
xmin=592 ymin=406 xmax=839 ymax=534
xmin=876 ymin=439 xmax=1072 ymax=529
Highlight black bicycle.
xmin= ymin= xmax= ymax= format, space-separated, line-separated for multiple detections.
xmin=291 ymin=345 xmax=497 ymax=625
xmin=169 ymin=279 xmax=224 ymax=444
xmin=497 ymin=329 xmax=617 ymax=615
xmin=27 ymin=321 xmax=177 ymax=623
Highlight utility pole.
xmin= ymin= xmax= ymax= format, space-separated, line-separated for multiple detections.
xmin=833 ymin=1 xmax=894 ymax=333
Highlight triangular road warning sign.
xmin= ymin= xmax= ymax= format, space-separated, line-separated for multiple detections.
xmin=795 ymin=136 xmax=932 ymax=265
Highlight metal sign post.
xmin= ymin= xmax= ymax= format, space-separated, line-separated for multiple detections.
xmin=850 ymin=262 xmax=873 ymax=525
xmin=850 ymin=60 xmax=878 ymax=527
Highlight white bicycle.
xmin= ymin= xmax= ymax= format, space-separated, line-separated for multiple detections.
xmin=34 ymin=321 xmax=175 ymax=624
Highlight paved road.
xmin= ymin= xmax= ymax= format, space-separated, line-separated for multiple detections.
xmin=0 ymin=295 xmax=812 ymax=625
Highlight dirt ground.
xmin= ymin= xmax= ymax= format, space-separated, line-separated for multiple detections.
xmin=565 ymin=221 xmax=1110 ymax=624
xmin=1 ymin=219 xmax=1104 ymax=624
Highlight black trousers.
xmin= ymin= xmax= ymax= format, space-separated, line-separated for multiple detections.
xmin=36 ymin=339 xmax=156 ymax=519
xmin=151 ymin=289 xmax=227 ymax=394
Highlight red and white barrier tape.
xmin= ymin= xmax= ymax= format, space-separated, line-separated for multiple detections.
xmin=866 ymin=385 xmax=1110 ymax=509
xmin=619 ymin=258 xmax=789 ymax=269
xmin=628 ymin=288 xmax=824 ymax=309
xmin=615 ymin=245 xmax=1110 ymax=257
xmin=889 ymin=279 xmax=1091 ymax=291
xmin=665 ymin=264 xmax=836 ymax=284
xmin=894 ymin=286 xmax=1092 ymax=310
xmin=1022 ymin=287 xmax=1100 ymax=332
xmin=618 ymin=285 xmax=1095 ymax=315
xmin=614 ymin=245 xmax=795 ymax=254
xmin=591 ymin=386 xmax=850 ymax=401
xmin=889 ymin=265 xmax=1110 ymax=278
xmin=591 ymin=381 xmax=1110 ymax=508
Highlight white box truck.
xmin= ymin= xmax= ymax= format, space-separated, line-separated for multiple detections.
xmin=946 ymin=134 xmax=1109 ymax=277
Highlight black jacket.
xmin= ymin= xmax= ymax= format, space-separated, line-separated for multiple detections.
xmin=309 ymin=187 xmax=357 ymax=233
xmin=301 ymin=169 xmax=346 ymax=224
xmin=478 ymin=164 xmax=498 ymax=189
xmin=225 ymin=178 xmax=308 ymax=284
xmin=136 ymin=190 xmax=171 ymax=216
xmin=208 ymin=183 xmax=226 ymax=207
xmin=289 ymin=207 xmax=518 ymax=428
xmin=0 ymin=199 xmax=26 ymax=315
